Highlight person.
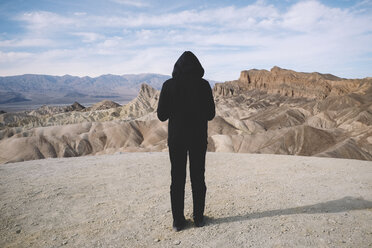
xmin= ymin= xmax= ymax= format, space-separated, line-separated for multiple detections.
xmin=157 ymin=51 xmax=215 ymax=231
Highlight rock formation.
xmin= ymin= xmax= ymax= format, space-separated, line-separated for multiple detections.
xmin=118 ymin=83 xmax=160 ymax=120
xmin=214 ymin=66 xmax=364 ymax=99
xmin=1 ymin=67 xmax=371 ymax=163
xmin=28 ymin=102 xmax=86 ymax=117
xmin=86 ymin=100 xmax=121 ymax=111
xmin=210 ymin=67 xmax=372 ymax=160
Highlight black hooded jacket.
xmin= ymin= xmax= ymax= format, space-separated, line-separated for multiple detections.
xmin=157 ymin=51 xmax=215 ymax=147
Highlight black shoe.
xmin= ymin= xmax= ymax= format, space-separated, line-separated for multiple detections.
xmin=194 ymin=217 xmax=205 ymax=227
xmin=172 ymin=219 xmax=186 ymax=232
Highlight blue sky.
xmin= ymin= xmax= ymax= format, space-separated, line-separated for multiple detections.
xmin=0 ymin=0 xmax=371 ymax=81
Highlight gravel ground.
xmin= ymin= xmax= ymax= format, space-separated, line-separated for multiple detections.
xmin=0 ymin=152 xmax=372 ymax=248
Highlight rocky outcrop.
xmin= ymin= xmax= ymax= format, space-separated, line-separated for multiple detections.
xmin=0 ymin=119 xmax=168 ymax=163
xmin=87 ymin=100 xmax=121 ymax=111
xmin=119 ymin=83 xmax=159 ymax=119
xmin=70 ymin=101 xmax=85 ymax=111
xmin=29 ymin=102 xmax=86 ymax=117
xmin=0 ymin=84 xmax=160 ymax=129
xmin=1 ymin=69 xmax=372 ymax=163
xmin=214 ymin=66 xmax=366 ymax=99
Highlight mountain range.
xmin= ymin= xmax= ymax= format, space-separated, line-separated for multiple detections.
xmin=0 ymin=73 xmax=171 ymax=107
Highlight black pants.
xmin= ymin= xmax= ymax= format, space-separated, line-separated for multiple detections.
xmin=169 ymin=144 xmax=207 ymax=224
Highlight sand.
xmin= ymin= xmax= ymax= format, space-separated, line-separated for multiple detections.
xmin=1 ymin=153 xmax=371 ymax=247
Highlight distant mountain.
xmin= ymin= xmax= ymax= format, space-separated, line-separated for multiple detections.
xmin=64 ymin=92 xmax=88 ymax=98
xmin=0 ymin=91 xmax=31 ymax=104
xmin=0 ymin=73 xmax=170 ymax=97
xmin=0 ymin=73 xmax=171 ymax=109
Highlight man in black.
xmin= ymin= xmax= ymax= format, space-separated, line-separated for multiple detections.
xmin=157 ymin=51 xmax=215 ymax=231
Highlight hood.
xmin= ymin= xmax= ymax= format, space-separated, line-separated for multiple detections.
xmin=172 ymin=51 xmax=204 ymax=79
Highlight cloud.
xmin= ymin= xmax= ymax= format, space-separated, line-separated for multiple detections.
xmin=3 ymin=1 xmax=372 ymax=80
xmin=72 ymin=32 xmax=104 ymax=43
xmin=0 ymin=51 xmax=33 ymax=63
xmin=14 ymin=3 xmax=277 ymax=31
xmin=0 ymin=38 xmax=54 ymax=47
xmin=18 ymin=11 xmax=75 ymax=32
xmin=74 ymin=12 xmax=87 ymax=16
xmin=110 ymin=0 xmax=149 ymax=8
xmin=99 ymin=3 xmax=278 ymax=29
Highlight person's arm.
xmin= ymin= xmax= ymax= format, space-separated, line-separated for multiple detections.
xmin=157 ymin=82 xmax=170 ymax=121
xmin=206 ymin=83 xmax=215 ymax=121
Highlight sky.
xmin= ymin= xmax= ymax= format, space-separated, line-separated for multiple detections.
xmin=0 ymin=0 xmax=371 ymax=81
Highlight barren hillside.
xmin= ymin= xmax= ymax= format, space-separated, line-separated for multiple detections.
xmin=0 ymin=67 xmax=371 ymax=163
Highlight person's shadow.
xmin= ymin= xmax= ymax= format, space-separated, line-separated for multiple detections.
xmin=206 ymin=196 xmax=372 ymax=225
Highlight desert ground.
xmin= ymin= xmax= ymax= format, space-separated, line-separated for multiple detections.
xmin=1 ymin=152 xmax=371 ymax=248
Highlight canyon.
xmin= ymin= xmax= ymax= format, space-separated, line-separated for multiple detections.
xmin=0 ymin=66 xmax=371 ymax=163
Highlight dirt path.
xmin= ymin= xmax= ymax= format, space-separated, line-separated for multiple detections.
xmin=1 ymin=153 xmax=371 ymax=247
